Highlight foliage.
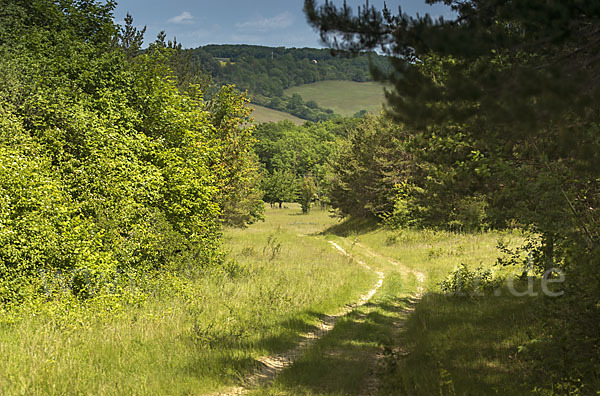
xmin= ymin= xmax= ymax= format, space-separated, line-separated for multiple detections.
xmin=305 ymin=0 xmax=600 ymax=389
xmin=325 ymin=114 xmax=413 ymax=219
xmin=192 ymin=44 xmax=390 ymax=98
xmin=261 ymin=169 xmax=298 ymax=208
xmin=253 ymin=118 xmax=358 ymax=207
xmin=253 ymin=92 xmax=337 ymax=123
xmin=304 ymin=0 xmax=600 ymax=251
xmin=298 ymin=175 xmax=318 ymax=214
xmin=114 ymin=12 xmax=145 ymax=57
xmin=0 ymin=0 xmax=262 ymax=305
xmin=178 ymin=44 xmax=391 ymax=122
xmin=438 ymin=263 xmax=500 ymax=297
xmin=206 ymin=85 xmax=265 ymax=227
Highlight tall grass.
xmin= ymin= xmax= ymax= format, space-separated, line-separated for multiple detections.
xmin=256 ymin=271 xmax=414 ymax=396
xmin=252 ymin=223 xmax=526 ymax=395
xmin=0 ymin=205 xmax=375 ymax=395
xmin=325 ymin=225 xmax=560 ymax=395
xmin=332 ymin=227 xmax=525 ymax=288
xmin=2 ymin=208 xmax=550 ymax=395
xmin=379 ymin=289 xmax=541 ymax=395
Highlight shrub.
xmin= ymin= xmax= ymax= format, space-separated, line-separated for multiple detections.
xmin=439 ymin=263 xmax=501 ymax=296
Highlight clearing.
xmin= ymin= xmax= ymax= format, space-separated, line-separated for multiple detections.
xmin=284 ymin=81 xmax=386 ymax=117
xmin=250 ymin=104 xmax=306 ymax=125
xmin=1 ymin=204 xmax=540 ymax=396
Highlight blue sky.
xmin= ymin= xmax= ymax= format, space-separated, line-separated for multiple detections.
xmin=113 ymin=0 xmax=454 ymax=49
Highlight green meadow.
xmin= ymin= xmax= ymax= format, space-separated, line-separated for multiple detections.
xmin=250 ymin=104 xmax=307 ymax=125
xmin=1 ymin=204 xmax=550 ymax=396
xmin=254 ymin=224 xmax=539 ymax=395
xmin=284 ymin=81 xmax=387 ymax=117
xmin=0 ymin=205 xmax=374 ymax=395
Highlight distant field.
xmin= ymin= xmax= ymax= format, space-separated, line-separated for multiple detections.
xmin=250 ymin=104 xmax=306 ymax=125
xmin=284 ymin=80 xmax=386 ymax=117
xmin=215 ymin=57 xmax=233 ymax=66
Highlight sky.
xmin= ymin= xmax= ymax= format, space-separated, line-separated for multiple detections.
xmin=112 ymin=0 xmax=454 ymax=49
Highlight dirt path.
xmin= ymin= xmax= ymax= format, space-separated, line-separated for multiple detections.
xmin=205 ymin=239 xmax=428 ymax=396
xmin=353 ymin=241 xmax=426 ymax=296
xmin=349 ymin=241 xmax=426 ymax=395
xmin=203 ymin=241 xmax=385 ymax=396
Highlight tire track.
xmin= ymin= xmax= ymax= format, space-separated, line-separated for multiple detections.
xmin=203 ymin=240 xmax=385 ymax=396
xmin=349 ymin=240 xmax=426 ymax=396
xmin=353 ymin=241 xmax=426 ymax=296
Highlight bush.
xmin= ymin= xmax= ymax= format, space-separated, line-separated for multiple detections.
xmin=439 ymin=263 xmax=502 ymax=296
xmin=448 ymin=196 xmax=488 ymax=232
xmin=0 ymin=1 xmax=262 ymax=306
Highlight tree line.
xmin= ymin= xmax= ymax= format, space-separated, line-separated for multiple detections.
xmin=253 ymin=118 xmax=360 ymax=212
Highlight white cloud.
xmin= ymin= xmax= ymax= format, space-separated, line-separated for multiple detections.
xmin=167 ymin=11 xmax=194 ymax=25
xmin=235 ymin=12 xmax=294 ymax=32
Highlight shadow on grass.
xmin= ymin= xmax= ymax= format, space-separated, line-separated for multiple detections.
xmin=181 ymin=309 xmax=349 ymax=384
xmin=321 ymin=216 xmax=379 ymax=237
xmin=253 ymin=296 xmax=415 ymax=396
xmin=379 ymin=290 xmax=542 ymax=396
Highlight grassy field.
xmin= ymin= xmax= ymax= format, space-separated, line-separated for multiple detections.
xmin=0 ymin=205 xmax=375 ymax=396
xmin=250 ymin=104 xmax=306 ymax=125
xmin=327 ymin=227 xmax=543 ymax=395
xmin=257 ymin=270 xmax=413 ymax=396
xmin=284 ymin=81 xmax=387 ymax=117
xmin=1 ymin=205 xmax=551 ymax=395
xmin=251 ymin=219 xmax=544 ymax=395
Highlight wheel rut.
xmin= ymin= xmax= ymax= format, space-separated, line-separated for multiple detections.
xmin=203 ymin=240 xmax=385 ymax=396
xmin=350 ymin=241 xmax=426 ymax=396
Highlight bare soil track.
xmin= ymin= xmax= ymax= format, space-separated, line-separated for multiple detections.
xmin=204 ymin=239 xmax=424 ymax=396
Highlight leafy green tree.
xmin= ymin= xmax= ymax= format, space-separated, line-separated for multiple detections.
xmin=262 ymin=169 xmax=298 ymax=208
xmin=325 ymin=114 xmax=413 ymax=219
xmin=0 ymin=0 xmax=264 ymax=303
xmin=207 ymin=85 xmax=265 ymax=226
xmin=298 ymin=175 xmax=318 ymax=214
xmin=304 ymin=0 xmax=600 ymax=244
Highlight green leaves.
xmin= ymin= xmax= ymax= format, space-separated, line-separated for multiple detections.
xmin=326 ymin=114 xmax=412 ymax=219
xmin=253 ymin=119 xmax=349 ymax=208
xmin=0 ymin=0 xmax=265 ymax=304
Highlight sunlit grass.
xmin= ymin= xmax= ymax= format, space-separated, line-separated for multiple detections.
xmin=255 ymin=271 xmax=413 ymax=396
xmin=284 ymin=81 xmax=386 ymax=117
xmin=0 ymin=205 xmax=375 ymax=395
xmin=250 ymin=104 xmax=306 ymax=125
xmin=326 ymin=225 xmax=545 ymax=395
xmin=342 ymin=227 xmax=525 ymax=289
xmin=1 ymin=207 xmax=545 ymax=395
xmin=252 ymin=222 xmax=535 ymax=395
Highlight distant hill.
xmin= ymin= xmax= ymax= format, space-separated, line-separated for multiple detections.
xmin=284 ymin=81 xmax=386 ymax=117
xmin=189 ymin=45 xmax=390 ymax=97
xmin=186 ymin=44 xmax=390 ymax=122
